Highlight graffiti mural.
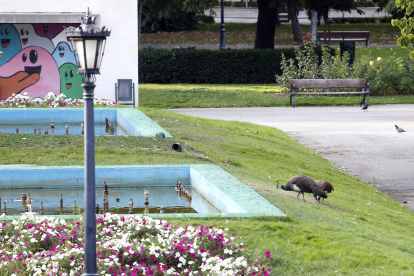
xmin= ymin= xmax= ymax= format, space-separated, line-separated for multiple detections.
xmin=0 ymin=24 xmax=22 ymax=66
xmin=0 ymin=23 xmax=82 ymax=100
xmin=59 ymin=63 xmax=84 ymax=99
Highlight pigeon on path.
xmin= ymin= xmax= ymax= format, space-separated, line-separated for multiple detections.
xmin=361 ymin=104 xmax=369 ymax=111
xmin=395 ymin=125 xmax=406 ymax=133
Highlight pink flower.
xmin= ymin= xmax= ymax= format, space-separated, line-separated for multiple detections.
xmin=265 ymin=250 xmax=271 ymax=259
xmin=303 ymin=36 xmax=307 ymax=40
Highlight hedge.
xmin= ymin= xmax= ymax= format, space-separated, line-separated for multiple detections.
xmin=327 ymin=17 xmax=392 ymax=24
xmin=139 ymin=46 xmax=335 ymax=84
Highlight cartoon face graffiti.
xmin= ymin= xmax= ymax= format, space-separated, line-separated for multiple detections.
xmin=52 ymin=42 xmax=77 ymax=68
xmin=59 ymin=63 xmax=83 ymax=99
xmin=0 ymin=24 xmax=21 ymax=66
xmin=52 ymin=27 xmax=78 ymax=52
xmin=14 ymin=24 xmax=55 ymax=54
xmin=33 ymin=24 xmax=77 ymax=40
xmin=0 ymin=46 xmax=60 ymax=99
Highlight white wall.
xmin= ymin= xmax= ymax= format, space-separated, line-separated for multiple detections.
xmin=1 ymin=0 xmax=138 ymax=106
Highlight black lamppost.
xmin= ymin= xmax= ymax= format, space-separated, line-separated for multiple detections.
xmin=220 ymin=0 xmax=226 ymax=49
xmin=66 ymin=8 xmax=110 ymax=276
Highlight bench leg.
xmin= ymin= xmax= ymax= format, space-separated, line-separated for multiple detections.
xmin=366 ymin=94 xmax=369 ymax=105
xmin=293 ymin=95 xmax=296 ymax=108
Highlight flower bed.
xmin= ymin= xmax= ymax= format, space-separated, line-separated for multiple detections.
xmin=0 ymin=214 xmax=272 ymax=275
xmin=0 ymin=92 xmax=116 ymax=108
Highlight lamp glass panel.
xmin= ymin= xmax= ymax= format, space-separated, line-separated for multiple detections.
xmin=74 ymin=40 xmax=85 ymax=69
xmin=95 ymin=40 xmax=105 ymax=70
xmin=84 ymin=39 xmax=98 ymax=69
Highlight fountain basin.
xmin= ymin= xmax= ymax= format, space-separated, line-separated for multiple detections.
xmin=0 ymin=164 xmax=286 ymax=219
xmin=0 ymin=108 xmax=172 ymax=137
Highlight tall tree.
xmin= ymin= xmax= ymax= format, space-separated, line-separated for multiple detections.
xmin=303 ymin=0 xmax=353 ymax=45
xmin=254 ymin=0 xmax=280 ymax=49
xmin=287 ymin=0 xmax=304 ymax=42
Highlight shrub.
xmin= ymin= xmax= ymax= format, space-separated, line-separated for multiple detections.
xmin=327 ymin=17 xmax=392 ymax=24
xmin=354 ymin=55 xmax=414 ymax=95
xmin=276 ymin=40 xmax=414 ymax=95
xmin=139 ymin=46 xmax=333 ymax=84
xmin=276 ymin=41 xmax=347 ymax=91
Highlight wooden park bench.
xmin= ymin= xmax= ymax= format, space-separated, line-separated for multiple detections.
xmin=316 ymin=31 xmax=370 ymax=47
xmin=289 ymin=79 xmax=370 ymax=107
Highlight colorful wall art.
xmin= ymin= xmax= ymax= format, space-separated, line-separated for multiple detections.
xmin=0 ymin=23 xmax=82 ymax=100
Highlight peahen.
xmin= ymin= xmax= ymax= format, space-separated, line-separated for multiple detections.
xmin=315 ymin=180 xmax=334 ymax=203
xmin=277 ymin=175 xmax=327 ymax=202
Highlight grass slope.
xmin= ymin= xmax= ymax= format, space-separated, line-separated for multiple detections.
xmin=1 ymin=107 xmax=414 ymax=275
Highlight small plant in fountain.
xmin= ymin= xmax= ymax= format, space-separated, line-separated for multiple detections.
xmin=0 ymin=214 xmax=273 ymax=275
xmin=0 ymin=92 xmax=117 ymax=108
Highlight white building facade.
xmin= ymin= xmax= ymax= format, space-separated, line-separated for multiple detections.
xmin=0 ymin=0 xmax=138 ymax=106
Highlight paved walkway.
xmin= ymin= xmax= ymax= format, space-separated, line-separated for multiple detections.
xmin=170 ymin=105 xmax=414 ymax=211
xmin=139 ymin=43 xmax=400 ymax=49
xmin=206 ymin=7 xmax=390 ymax=24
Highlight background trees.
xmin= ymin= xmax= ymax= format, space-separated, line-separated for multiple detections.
xmin=138 ymin=0 xmax=216 ymax=42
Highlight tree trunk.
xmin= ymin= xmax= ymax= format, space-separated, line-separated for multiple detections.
xmin=254 ymin=0 xmax=278 ymax=49
xmin=138 ymin=1 xmax=144 ymax=44
xmin=289 ymin=6 xmax=303 ymax=43
xmin=311 ymin=10 xmax=318 ymax=44
xmin=323 ymin=14 xmax=330 ymax=45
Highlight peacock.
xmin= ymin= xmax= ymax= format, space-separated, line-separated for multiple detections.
xmin=315 ymin=180 xmax=334 ymax=203
xmin=277 ymin=175 xmax=327 ymax=202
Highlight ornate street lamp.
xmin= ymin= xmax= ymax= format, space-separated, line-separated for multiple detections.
xmin=220 ymin=0 xmax=226 ymax=49
xmin=66 ymin=8 xmax=110 ymax=276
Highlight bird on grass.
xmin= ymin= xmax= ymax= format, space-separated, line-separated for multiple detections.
xmin=395 ymin=125 xmax=406 ymax=133
xmin=358 ymin=98 xmax=365 ymax=107
xmin=315 ymin=180 xmax=334 ymax=203
xmin=361 ymin=104 xmax=369 ymax=111
xmin=277 ymin=175 xmax=327 ymax=202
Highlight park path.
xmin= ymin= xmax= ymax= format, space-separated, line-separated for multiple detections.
xmin=206 ymin=7 xmax=390 ymax=24
xmin=170 ymin=105 xmax=414 ymax=211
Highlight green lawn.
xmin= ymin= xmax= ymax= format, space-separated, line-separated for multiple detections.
xmin=2 ymin=108 xmax=414 ymax=275
xmin=139 ymin=83 xmax=414 ymax=108
xmin=141 ymin=22 xmax=402 ymax=46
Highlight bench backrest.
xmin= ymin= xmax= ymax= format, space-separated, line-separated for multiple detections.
xmin=289 ymin=79 xmax=367 ymax=89
xmin=317 ymin=31 xmax=370 ymax=39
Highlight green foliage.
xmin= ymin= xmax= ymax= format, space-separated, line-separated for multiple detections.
xmin=276 ymin=41 xmax=342 ymax=91
xmin=141 ymin=4 xmax=199 ymax=33
xmin=277 ymin=41 xmax=414 ymax=95
xmin=139 ymin=47 xmax=332 ymax=84
xmin=385 ymin=0 xmax=414 ymax=19
xmin=392 ymin=0 xmax=414 ymax=57
xmin=353 ymin=55 xmax=414 ymax=95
